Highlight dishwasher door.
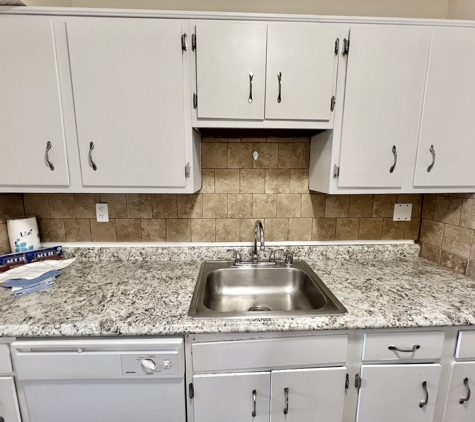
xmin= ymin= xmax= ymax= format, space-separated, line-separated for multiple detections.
xmin=12 ymin=338 xmax=186 ymax=422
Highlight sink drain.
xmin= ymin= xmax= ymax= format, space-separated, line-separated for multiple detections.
xmin=248 ymin=306 xmax=271 ymax=312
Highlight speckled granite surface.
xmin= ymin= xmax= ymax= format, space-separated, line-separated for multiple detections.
xmin=1 ymin=244 xmax=474 ymax=337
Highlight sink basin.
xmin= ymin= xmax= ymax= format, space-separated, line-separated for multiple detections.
xmin=188 ymin=260 xmax=346 ymax=319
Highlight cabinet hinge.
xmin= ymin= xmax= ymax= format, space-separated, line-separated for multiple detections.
xmin=333 ymin=164 xmax=340 ymax=178
xmin=189 ymin=382 xmax=194 ymax=399
xmin=185 ymin=162 xmax=191 ymax=178
xmin=334 ymin=38 xmax=339 ymax=55
xmin=192 ymin=33 xmax=196 ymax=51
xmin=342 ymin=37 xmax=350 ymax=56
xmin=355 ymin=373 xmax=362 ymax=389
xmin=330 ymin=96 xmax=336 ymax=111
xmin=193 ymin=93 xmax=198 ymax=109
xmin=181 ymin=33 xmax=187 ymax=51
xmin=345 ymin=373 xmax=350 ymax=389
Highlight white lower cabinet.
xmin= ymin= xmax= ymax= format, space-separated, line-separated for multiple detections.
xmin=443 ymin=362 xmax=475 ymax=421
xmin=356 ymin=364 xmax=441 ymax=422
xmin=0 ymin=377 xmax=21 ymax=422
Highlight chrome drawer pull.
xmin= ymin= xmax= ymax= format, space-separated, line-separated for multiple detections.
xmin=277 ymin=72 xmax=282 ymax=103
xmin=389 ymin=145 xmax=397 ymax=173
xmin=388 ymin=345 xmax=420 ymax=353
xmin=45 ymin=141 xmax=55 ymax=171
xmin=252 ymin=389 xmax=257 ymax=417
xmin=419 ymin=380 xmax=428 ymax=408
xmin=283 ymin=387 xmax=289 ymax=414
xmin=460 ymin=378 xmax=471 ymax=404
xmin=89 ymin=142 xmax=98 ymax=171
xmin=248 ymin=72 xmax=254 ymax=104
xmin=427 ymin=144 xmax=436 ymax=172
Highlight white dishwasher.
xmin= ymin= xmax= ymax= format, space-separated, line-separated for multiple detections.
xmin=11 ymin=338 xmax=186 ymax=422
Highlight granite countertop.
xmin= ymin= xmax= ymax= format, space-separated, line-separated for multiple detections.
xmin=0 ymin=244 xmax=474 ymax=337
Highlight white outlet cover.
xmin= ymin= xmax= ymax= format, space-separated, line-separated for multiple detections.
xmin=96 ymin=203 xmax=109 ymax=223
xmin=393 ymin=203 xmax=412 ymax=222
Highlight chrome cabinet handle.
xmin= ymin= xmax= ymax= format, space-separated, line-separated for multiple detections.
xmin=248 ymin=72 xmax=253 ymax=104
xmin=388 ymin=344 xmax=420 ymax=353
xmin=427 ymin=144 xmax=436 ymax=172
xmin=283 ymin=387 xmax=289 ymax=415
xmin=89 ymin=142 xmax=97 ymax=171
xmin=252 ymin=389 xmax=257 ymax=417
xmin=460 ymin=378 xmax=471 ymax=404
xmin=277 ymin=72 xmax=282 ymax=103
xmin=389 ymin=145 xmax=397 ymax=173
xmin=419 ymin=381 xmax=428 ymax=408
xmin=45 ymin=141 xmax=55 ymax=171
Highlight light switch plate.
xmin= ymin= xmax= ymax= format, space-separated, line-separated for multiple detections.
xmin=393 ymin=203 xmax=412 ymax=221
xmin=96 ymin=203 xmax=109 ymax=222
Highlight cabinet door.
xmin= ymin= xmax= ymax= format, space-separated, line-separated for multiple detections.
xmin=67 ymin=18 xmax=187 ymax=187
xmin=356 ymin=364 xmax=441 ymax=422
xmin=0 ymin=18 xmax=69 ymax=187
xmin=265 ymin=24 xmax=338 ymax=121
xmin=443 ymin=362 xmax=475 ymax=422
xmin=0 ymin=377 xmax=21 ymax=422
xmin=337 ymin=25 xmax=429 ymax=188
xmin=270 ymin=367 xmax=346 ymax=422
xmin=413 ymin=28 xmax=475 ymax=188
xmin=195 ymin=21 xmax=267 ymax=120
xmin=193 ymin=372 xmax=270 ymax=422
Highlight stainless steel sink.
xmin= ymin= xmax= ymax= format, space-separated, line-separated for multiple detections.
xmin=188 ymin=260 xmax=347 ymax=319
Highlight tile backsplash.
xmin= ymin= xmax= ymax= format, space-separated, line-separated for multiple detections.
xmin=0 ymin=137 xmax=421 ymax=250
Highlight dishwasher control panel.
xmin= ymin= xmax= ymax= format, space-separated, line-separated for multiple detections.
xmin=121 ymin=351 xmax=180 ymax=377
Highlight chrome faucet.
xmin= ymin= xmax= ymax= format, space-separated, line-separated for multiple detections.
xmin=253 ymin=220 xmax=265 ymax=263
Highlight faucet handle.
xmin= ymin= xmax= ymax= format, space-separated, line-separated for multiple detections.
xmin=284 ymin=252 xmax=294 ymax=266
xmin=268 ymin=248 xmax=285 ymax=262
xmin=227 ymin=249 xmax=242 ymax=265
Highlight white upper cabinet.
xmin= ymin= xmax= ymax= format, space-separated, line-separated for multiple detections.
xmin=67 ymin=18 xmax=187 ymax=188
xmin=0 ymin=18 xmax=69 ymax=187
xmin=195 ymin=21 xmax=267 ymax=120
xmin=413 ymin=27 xmax=475 ymax=188
xmin=337 ymin=25 xmax=430 ymax=189
xmin=265 ymin=23 xmax=338 ymax=121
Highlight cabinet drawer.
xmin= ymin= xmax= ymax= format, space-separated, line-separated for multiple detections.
xmin=362 ymin=332 xmax=444 ymax=362
xmin=0 ymin=344 xmax=13 ymax=374
xmin=455 ymin=331 xmax=475 ymax=359
xmin=192 ymin=335 xmax=348 ymax=373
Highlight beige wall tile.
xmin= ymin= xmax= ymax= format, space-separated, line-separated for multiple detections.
xmin=404 ymin=218 xmax=421 ymax=240
xmin=336 ymin=218 xmax=359 ymax=240
xmin=166 ymin=219 xmax=191 ymax=242
xmin=265 ymin=218 xmax=289 ymax=241
xmin=278 ymin=143 xmax=307 ymax=168
xmin=240 ymin=169 xmax=265 ymax=193
xmin=381 ymin=219 xmax=406 ymax=240
xmin=253 ymin=143 xmax=278 ymax=168
xmin=201 ymin=137 xmax=214 ymax=143
xmin=450 ymin=193 xmax=475 ymax=199
xmin=312 ymin=218 xmax=336 ymax=241
xmin=177 ymin=194 xmax=203 ymax=218
xmin=301 ymin=194 xmax=325 ymax=218
xmin=265 ymin=169 xmax=291 ymax=194
xmin=246 ymin=137 xmax=267 ymax=143
xmin=215 ymin=169 xmax=240 ymax=193
xmin=38 ymin=219 xmax=66 ymax=243
xmin=325 ymin=195 xmax=349 ymax=218
xmin=397 ymin=194 xmax=422 ymax=217
xmin=116 ymin=219 xmax=142 ymax=242
xmin=200 ymin=169 xmax=215 ymax=193
xmin=461 ymin=199 xmax=475 ymax=230
xmin=228 ymin=143 xmax=253 ymax=168
xmin=434 ymin=195 xmax=462 ymax=225
xmin=64 ymin=218 xmax=91 ymax=242
xmin=0 ymin=194 xmax=24 ymax=219
xmin=75 ymin=193 xmax=101 ymax=218
xmin=90 ymin=220 xmax=117 ymax=242
xmin=421 ymin=195 xmax=436 ymax=220
xmin=276 ymin=194 xmax=301 ymax=218
xmin=467 ymin=260 xmax=475 ymax=280
xmin=420 ymin=243 xmax=441 ymax=264
xmin=288 ymin=218 xmax=312 ymax=241
xmin=49 ymin=194 xmax=75 ymax=218
xmin=420 ymin=219 xmax=445 ymax=247
xmin=100 ymin=194 xmax=127 ymax=218
xmin=203 ymin=194 xmax=228 ymax=218
xmin=152 ymin=195 xmax=177 ymax=218
xmin=471 ymin=240 xmax=475 ymax=260
xmin=202 ymin=143 xmax=228 ymax=168
xmin=24 ymin=194 xmax=50 ymax=218
xmin=0 ymin=222 xmax=9 ymax=254
xmin=216 ymin=219 xmax=240 ymax=242
xmin=253 ymin=194 xmax=277 ymax=218
xmin=359 ymin=218 xmax=383 ymax=240
xmin=442 ymin=224 xmax=473 ymax=258
xmin=289 ymin=169 xmax=309 ymax=193
xmin=372 ymin=194 xmax=397 ymax=218
xmin=141 ymin=219 xmax=166 ymax=242
xmin=215 ymin=137 xmax=240 ymax=143
xmin=228 ymin=194 xmax=253 ymax=218
xmin=126 ymin=194 xmax=152 ymax=218
xmin=268 ymin=137 xmax=293 ymax=143
xmin=440 ymin=250 xmax=468 ymax=275
xmin=349 ymin=195 xmax=374 ymax=218
xmin=191 ymin=219 xmax=216 ymax=242
xmin=240 ymin=219 xmax=263 ymax=242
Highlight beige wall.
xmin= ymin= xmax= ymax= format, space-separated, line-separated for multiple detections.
xmin=448 ymin=0 xmax=475 ymax=18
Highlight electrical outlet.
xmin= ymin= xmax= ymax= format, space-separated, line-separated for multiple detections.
xmin=393 ymin=203 xmax=412 ymax=222
xmin=96 ymin=203 xmax=109 ymax=222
